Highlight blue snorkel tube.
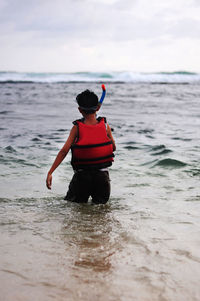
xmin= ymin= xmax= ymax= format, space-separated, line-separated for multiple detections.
xmin=99 ymin=84 xmax=113 ymax=132
xmin=99 ymin=84 xmax=106 ymax=105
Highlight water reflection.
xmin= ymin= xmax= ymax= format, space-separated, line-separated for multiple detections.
xmin=61 ymin=202 xmax=118 ymax=274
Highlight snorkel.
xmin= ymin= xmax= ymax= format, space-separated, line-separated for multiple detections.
xmin=99 ymin=84 xmax=106 ymax=106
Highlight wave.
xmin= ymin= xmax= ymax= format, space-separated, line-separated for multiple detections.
xmin=4 ymin=146 xmax=17 ymax=153
xmin=0 ymin=71 xmax=200 ymax=84
xmin=149 ymin=144 xmax=173 ymax=156
xmin=154 ymin=158 xmax=187 ymax=168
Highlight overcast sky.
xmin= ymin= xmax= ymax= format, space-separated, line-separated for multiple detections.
xmin=0 ymin=0 xmax=200 ymax=73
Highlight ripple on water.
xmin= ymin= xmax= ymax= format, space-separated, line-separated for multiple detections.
xmin=137 ymin=129 xmax=154 ymax=134
xmin=124 ymin=145 xmax=140 ymax=150
xmin=0 ymin=110 xmax=13 ymax=115
xmin=153 ymin=158 xmax=187 ymax=168
xmin=185 ymin=195 xmax=200 ymax=202
xmin=4 ymin=146 xmax=17 ymax=153
xmin=173 ymin=249 xmax=200 ymax=263
xmin=31 ymin=137 xmax=42 ymax=142
xmin=148 ymin=144 xmax=173 ymax=156
xmin=185 ymin=168 xmax=200 ymax=177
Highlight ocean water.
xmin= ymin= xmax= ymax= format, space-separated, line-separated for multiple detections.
xmin=0 ymin=74 xmax=200 ymax=301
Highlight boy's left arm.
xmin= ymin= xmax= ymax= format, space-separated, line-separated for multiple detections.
xmin=107 ymin=124 xmax=116 ymax=151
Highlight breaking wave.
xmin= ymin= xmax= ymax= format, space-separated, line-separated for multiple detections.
xmin=0 ymin=71 xmax=200 ymax=84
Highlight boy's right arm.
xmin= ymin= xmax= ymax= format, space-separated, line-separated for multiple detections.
xmin=46 ymin=125 xmax=77 ymax=189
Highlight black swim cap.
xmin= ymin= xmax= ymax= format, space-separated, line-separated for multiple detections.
xmin=76 ymin=89 xmax=98 ymax=112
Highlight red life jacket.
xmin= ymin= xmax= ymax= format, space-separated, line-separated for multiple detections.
xmin=71 ymin=117 xmax=114 ymax=170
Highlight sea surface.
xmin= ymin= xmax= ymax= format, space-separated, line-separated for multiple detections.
xmin=0 ymin=72 xmax=200 ymax=301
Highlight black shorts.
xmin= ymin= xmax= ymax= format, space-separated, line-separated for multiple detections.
xmin=64 ymin=170 xmax=110 ymax=204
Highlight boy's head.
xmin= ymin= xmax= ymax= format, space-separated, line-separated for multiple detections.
xmin=76 ymin=89 xmax=99 ymax=114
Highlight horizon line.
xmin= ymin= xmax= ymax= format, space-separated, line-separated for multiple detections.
xmin=0 ymin=69 xmax=199 ymax=74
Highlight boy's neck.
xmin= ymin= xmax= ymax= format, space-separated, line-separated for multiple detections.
xmin=83 ymin=113 xmax=98 ymax=125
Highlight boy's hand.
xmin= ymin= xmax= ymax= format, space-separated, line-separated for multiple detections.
xmin=46 ymin=173 xmax=52 ymax=190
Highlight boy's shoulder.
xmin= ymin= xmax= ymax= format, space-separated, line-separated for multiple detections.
xmin=97 ymin=116 xmax=107 ymax=123
xmin=72 ymin=118 xmax=84 ymax=125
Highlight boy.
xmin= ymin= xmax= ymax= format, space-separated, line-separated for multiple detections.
xmin=46 ymin=89 xmax=116 ymax=204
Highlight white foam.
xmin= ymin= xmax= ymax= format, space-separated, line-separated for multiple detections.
xmin=0 ymin=71 xmax=200 ymax=83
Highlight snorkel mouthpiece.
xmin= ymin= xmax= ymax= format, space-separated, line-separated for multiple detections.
xmin=99 ymin=84 xmax=106 ymax=104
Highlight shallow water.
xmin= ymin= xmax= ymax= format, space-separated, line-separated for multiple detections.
xmin=0 ymin=82 xmax=200 ymax=300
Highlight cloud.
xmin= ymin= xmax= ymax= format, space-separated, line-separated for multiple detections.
xmin=0 ymin=0 xmax=200 ymax=72
xmin=1 ymin=0 xmax=199 ymax=40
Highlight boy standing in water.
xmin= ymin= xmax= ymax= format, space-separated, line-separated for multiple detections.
xmin=46 ymin=89 xmax=116 ymax=204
